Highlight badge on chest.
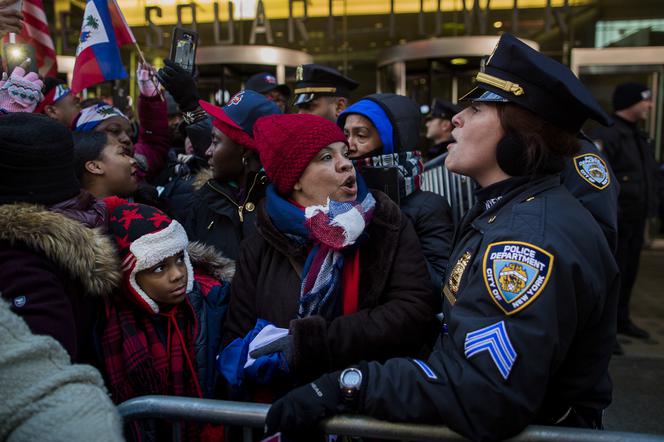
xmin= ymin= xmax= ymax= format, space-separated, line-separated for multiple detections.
xmin=483 ymin=241 xmax=554 ymax=315
xmin=443 ymin=250 xmax=473 ymax=306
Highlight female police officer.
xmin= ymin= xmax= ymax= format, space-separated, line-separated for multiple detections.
xmin=262 ymin=33 xmax=620 ymax=441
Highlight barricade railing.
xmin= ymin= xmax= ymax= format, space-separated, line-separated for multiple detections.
xmin=118 ymin=395 xmax=664 ymax=442
xmin=422 ymin=155 xmax=475 ymax=224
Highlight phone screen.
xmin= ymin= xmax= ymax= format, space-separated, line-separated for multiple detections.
xmin=169 ymin=27 xmax=198 ymax=75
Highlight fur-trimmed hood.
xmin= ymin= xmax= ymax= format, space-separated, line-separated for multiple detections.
xmin=192 ymin=168 xmax=213 ymax=191
xmin=0 ymin=203 xmax=121 ymax=296
xmin=188 ymin=241 xmax=235 ymax=282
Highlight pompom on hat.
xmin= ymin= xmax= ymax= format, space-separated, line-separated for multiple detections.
xmin=252 ymin=113 xmax=348 ymax=195
xmin=104 ymin=197 xmax=193 ymax=314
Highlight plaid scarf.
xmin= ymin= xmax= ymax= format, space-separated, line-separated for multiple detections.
xmin=265 ymin=178 xmax=375 ymax=319
xmin=101 ymin=296 xmax=202 ymax=403
xmin=353 ymin=150 xmax=423 ymax=199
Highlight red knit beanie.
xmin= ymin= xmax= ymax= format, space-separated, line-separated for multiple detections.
xmin=253 ymin=114 xmax=348 ymax=195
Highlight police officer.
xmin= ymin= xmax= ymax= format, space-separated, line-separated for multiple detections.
xmin=424 ymin=98 xmax=461 ymax=160
xmin=263 ymin=33 xmax=619 ymax=441
xmin=245 ymin=72 xmax=291 ymax=113
xmin=592 ymin=83 xmax=659 ymax=340
xmin=293 ymin=64 xmax=359 ymax=122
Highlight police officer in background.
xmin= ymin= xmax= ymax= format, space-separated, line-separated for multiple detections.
xmin=263 ymin=33 xmax=619 ymax=441
xmin=245 ymin=72 xmax=291 ymax=113
xmin=593 ymin=83 xmax=659 ymax=341
xmin=293 ymin=64 xmax=359 ymax=122
xmin=424 ymin=98 xmax=461 ymax=161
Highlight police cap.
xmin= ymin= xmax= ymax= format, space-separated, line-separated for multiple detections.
xmin=293 ymin=64 xmax=359 ymax=106
xmin=246 ymin=72 xmax=291 ymax=98
xmin=462 ymin=33 xmax=612 ymax=133
xmin=425 ymin=98 xmax=461 ymax=121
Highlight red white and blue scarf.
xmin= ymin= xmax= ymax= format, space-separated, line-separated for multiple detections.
xmin=265 ymin=177 xmax=375 ymax=319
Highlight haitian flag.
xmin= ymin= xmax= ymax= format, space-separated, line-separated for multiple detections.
xmin=71 ymin=0 xmax=128 ymax=93
xmin=108 ymin=0 xmax=136 ymax=46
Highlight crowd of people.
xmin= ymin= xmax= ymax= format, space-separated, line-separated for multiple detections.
xmin=0 ymin=17 xmax=662 ymax=442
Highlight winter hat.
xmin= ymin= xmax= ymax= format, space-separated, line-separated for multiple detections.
xmin=73 ymin=103 xmax=128 ymax=132
xmin=199 ymin=90 xmax=281 ymax=149
xmin=0 ymin=113 xmax=81 ymax=205
xmin=253 ymin=113 xmax=348 ymax=195
xmin=105 ymin=197 xmax=194 ymax=314
xmin=612 ymin=83 xmax=651 ymax=112
xmin=0 ymin=66 xmax=44 ymax=113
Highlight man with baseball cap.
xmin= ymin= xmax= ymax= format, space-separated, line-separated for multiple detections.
xmin=245 ymin=72 xmax=291 ymax=113
xmin=293 ymin=64 xmax=359 ymax=122
xmin=424 ymin=98 xmax=461 ymax=160
xmin=593 ymin=82 xmax=659 ymax=341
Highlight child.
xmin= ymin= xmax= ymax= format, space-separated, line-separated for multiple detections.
xmin=100 ymin=197 xmax=233 ymax=441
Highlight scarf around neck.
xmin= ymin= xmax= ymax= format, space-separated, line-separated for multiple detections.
xmin=265 ymin=177 xmax=375 ymax=319
xmin=353 ymin=150 xmax=424 ymax=200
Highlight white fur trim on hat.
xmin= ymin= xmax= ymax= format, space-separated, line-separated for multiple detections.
xmin=127 ymin=221 xmax=194 ymax=314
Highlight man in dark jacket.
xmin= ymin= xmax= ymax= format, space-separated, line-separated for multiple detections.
xmin=0 ymin=113 xmax=120 ymax=368
xmin=424 ymin=98 xmax=460 ymax=161
xmin=593 ymin=82 xmax=659 ymax=340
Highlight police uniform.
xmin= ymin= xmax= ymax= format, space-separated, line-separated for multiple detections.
xmin=264 ymin=33 xmax=620 ymax=442
xmin=292 ymin=64 xmax=359 ymax=107
xmin=560 ymin=134 xmax=618 ymax=252
xmin=425 ymin=98 xmax=461 ymax=159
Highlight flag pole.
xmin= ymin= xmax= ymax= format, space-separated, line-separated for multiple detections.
xmin=133 ymin=40 xmax=164 ymax=101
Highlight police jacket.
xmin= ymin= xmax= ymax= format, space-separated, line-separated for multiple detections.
xmin=593 ymin=116 xmax=659 ymax=220
xmin=356 ymin=175 xmax=619 ymax=441
xmin=560 ymin=136 xmax=618 ymax=252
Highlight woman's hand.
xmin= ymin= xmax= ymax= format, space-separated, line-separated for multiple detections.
xmin=0 ymin=0 xmax=23 ymax=38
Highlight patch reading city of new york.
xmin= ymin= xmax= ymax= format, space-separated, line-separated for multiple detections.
xmin=573 ymin=153 xmax=610 ymax=190
xmin=483 ymin=241 xmax=554 ymax=315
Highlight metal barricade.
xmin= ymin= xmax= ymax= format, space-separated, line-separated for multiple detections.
xmin=421 ymin=155 xmax=476 ymax=224
xmin=118 ymin=395 xmax=664 ymax=442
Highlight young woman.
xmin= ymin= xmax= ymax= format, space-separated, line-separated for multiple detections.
xmin=264 ymin=33 xmax=620 ymax=441
xmin=73 ymin=131 xmax=139 ymax=199
xmin=219 ymin=113 xmax=436 ymax=398
xmin=173 ymin=90 xmax=281 ymax=260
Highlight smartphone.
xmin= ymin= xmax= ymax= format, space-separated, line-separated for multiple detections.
xmin=3 ymin=43 xmax=37 ymax=74
xmin=360 ymin=167 xmax=401 ymax=205
xmin=169 ymin=27 xmax=198 ymax=75
xmin=9 ymin=0 xmax=23 ymax=14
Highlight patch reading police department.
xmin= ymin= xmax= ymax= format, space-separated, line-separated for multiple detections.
xmin=483 ymin=241 xmax=554 ymax=315
xmin=573 ymin=153 xmax=610 ymax=190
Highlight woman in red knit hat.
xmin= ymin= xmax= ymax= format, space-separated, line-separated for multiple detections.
xmin=218 ymin=113 xmax=436 ymax=400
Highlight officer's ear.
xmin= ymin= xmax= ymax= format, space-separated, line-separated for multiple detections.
xmin=335 ymin=97 xmax=349 ymax=116
xmin=496 ymin=134 xmax=528 ymax=177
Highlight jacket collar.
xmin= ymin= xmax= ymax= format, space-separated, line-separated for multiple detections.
xmin=0 ymin=203 xmax=120 ymax=296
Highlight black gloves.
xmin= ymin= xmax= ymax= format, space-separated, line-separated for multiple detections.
xmin=157 ymin=59 xmax=200 ymax=112
xmin=265 ymin=370 xmax=342 ymax=439
xmin=249 ymin=335 xmax=294 ymax=369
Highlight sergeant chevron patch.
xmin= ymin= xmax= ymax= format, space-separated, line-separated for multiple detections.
xmin=464 ymin=321 xmax=516 ymax=380
xmin=573 ymin=153 xmax=610 ymax=190
xmin=483 ymin=241 xmax=554 ymax=315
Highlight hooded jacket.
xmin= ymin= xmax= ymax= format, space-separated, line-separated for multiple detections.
xmin=340 ymin=93 xmax=454 ymax=293
xmin=0 ymin=203 xmax=120 ymax=366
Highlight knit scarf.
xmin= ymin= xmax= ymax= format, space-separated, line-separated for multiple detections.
xmin=353 ymin=150 xmax=423 ymax=200
xmin=265 ymin=178 xmax=375 ymax=319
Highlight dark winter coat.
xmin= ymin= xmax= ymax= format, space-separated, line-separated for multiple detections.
xmin=222 ymin=191 xmax=437 ymax=381
xmin=592 ymin=116 xmax=659 ymax=220
xmin=400 ymin=189 xmax=454 ymax=295
xmin=0 ymin=203 xmax=120 ymax=367
xmin=357 ymin=176 xmax=619 ymax=441
xmin=173 ymin=170 xmax=268 ymax=260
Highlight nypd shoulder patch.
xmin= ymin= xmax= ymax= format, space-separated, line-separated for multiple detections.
xmin=483 ymin=241 xmax=554 ymax=315
xmin=465 ymin=321 xmax=516 ymax=380
xmin=573 ymin=153 xmax=610 ymax=190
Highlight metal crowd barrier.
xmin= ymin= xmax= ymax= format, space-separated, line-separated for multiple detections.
xmin=421 ymin=154 xmax=476 ymax=224
xmin=118 ymin=395 xmax=664 ymax=442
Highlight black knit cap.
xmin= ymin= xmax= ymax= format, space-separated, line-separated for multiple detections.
xmin=612 ymin=83 xmax=651 ymax=112
xmin=0 ymin=113 xmax=80 ymax=205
